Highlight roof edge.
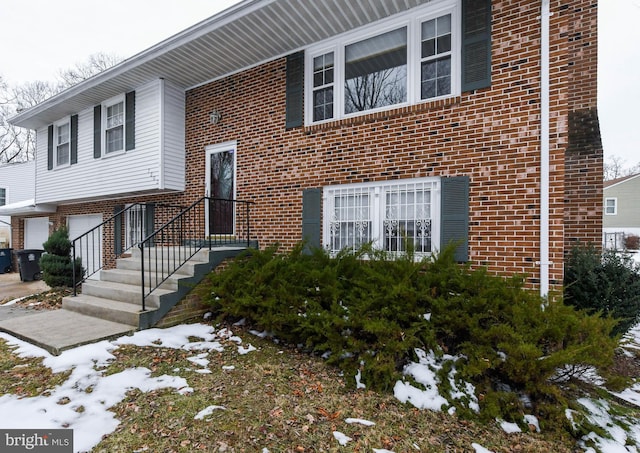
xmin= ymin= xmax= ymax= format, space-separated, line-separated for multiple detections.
xmin=9 ymin=0 xmax=270 ymax=128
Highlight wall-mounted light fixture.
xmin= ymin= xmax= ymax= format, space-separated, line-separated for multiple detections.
xmin=209 ymin=110 xmax=222 ymax=125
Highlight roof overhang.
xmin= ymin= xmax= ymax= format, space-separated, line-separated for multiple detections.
xmin=9 ymin=0 xmax=431 ymax=130
xmin=0 ymin=199 xmax=57 ymax=216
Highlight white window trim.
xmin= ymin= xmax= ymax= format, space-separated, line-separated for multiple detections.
xmin=605 ymin=197 xmax=617 ymax=215
xmin=0 ymin=187 xmax=6 ymax=206
xmin=102 ymin=94 xmax=126 ymax=156
xmin=53 ymin=117 xmax=71 ymax=168
xmin=305 ymin=0 xmax=459 ymax=125
xmin=323 ymin=177 xmax=441 ymax=257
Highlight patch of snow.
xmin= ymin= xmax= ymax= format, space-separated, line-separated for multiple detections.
xmin=345 ymin=417 xmax=375 ymax=426
xmin=355 ymin=370 xmax=366 ymax=389
xmin=395 ymin=348 xmax=479 ymax=414
xmin=333 ymin=431 xmax=352 ymax=446
xmin=373 ymin=449 xmax=395 ymax=453
xmin=238 ymin=344 xmax=256 ymax=355
xmin=497 ymin=418 xmax=521 ymax=434
xmin=472 ymin=443 xmax=494 ymax=453
xmin=187 ymin=352 xmax=209 ymax=368
xmin=574 ymin=398 xmax=640 ymax=451
xmin=612 ymin=382 xmax=640 ymax=407
xmin=423 ymin=313 xmax=431 ymax=321
xmin=524 ymin=414 xmax=540 ymax=433
xmin=222 ymin=365 xmax=235 ymax=371
xmin=194 ymin=405 xmax=226 ymax=420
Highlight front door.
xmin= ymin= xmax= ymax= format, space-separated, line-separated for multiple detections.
xmin=206 ymin=143 xmax=236 ymax=236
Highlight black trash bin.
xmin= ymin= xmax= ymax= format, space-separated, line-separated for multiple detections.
xmin=0 ymin=248 xmax=12 ymax=274
xmin=15 ymin=249 xmax=44 ymax=282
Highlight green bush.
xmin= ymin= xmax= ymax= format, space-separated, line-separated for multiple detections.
xmin=564 ymin=243 xmax=640 ymax=335
xmin=201 ymin=243 xmax=620 ymax=430
xmin=40 ymin=226 xmax=83 ymax=288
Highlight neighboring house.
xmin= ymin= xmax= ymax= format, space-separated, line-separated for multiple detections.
xmin=603 ymin=174 xmax=640 ymax=250
xmin=4 ymin=0 xmax=602 ymax=298
xmin=0 ymin=161 xmax=38 ymax=249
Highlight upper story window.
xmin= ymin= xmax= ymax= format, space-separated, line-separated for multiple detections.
xmin=0 ymin=188 xmax=5 ymax=206
xmin=105 ymin=98 xmax=125 ymax=154
xmin=605 ymin=198 xmax=617 ymax=215
xmin=313 ymin=53 xmax=334 ymax=122
xmin=55 ymin=120 xmax=70 ymax=166
xmin=344 ymin=27 xmax=407 ymax=114
xmin=306 ymin=2 xmax=459 ymax=124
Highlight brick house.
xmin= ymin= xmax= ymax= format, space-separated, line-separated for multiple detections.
xmin=4 ymin=0 xmax=602 ymax=307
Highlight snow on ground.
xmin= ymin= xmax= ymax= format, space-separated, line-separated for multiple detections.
xmin=1 ymin=321 xmax=640 ymax=452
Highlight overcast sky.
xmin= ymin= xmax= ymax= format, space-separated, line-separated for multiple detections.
xmin=0 ymin=0 xmax=637 ymax=166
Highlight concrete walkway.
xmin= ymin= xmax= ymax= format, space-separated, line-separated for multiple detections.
xmin=0 ymin=310 xmax=135 ymax=355
xmin=0 ymin=272 xmax=135 ymax=355
xmin=0 ymin=271 xmax=49 ymax=303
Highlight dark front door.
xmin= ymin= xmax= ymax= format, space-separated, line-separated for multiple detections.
xmin=208 ymin=149 xmax=235 ymax=235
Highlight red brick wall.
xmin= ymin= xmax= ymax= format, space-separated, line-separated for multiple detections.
xmin=563 ymin=1 xmax=603 ymax=252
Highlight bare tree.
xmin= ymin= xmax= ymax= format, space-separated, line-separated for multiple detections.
xmin=58 ymin=52 xmax=121 ymax=87
xmin=0 ymin=52 xmax=121 ymax=164
xmin=344 ymin=67 xmax=406 ymax=114
xmin=604 ymin=155 xmax=640 ymax=181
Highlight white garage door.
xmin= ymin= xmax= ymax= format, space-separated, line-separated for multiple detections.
xmin=68 ymin=214 xmax=103 ymax=279
xmin=24 ymin=217 xmax=49 ymax=250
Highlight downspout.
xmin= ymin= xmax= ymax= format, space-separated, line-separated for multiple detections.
xmin=539 ymin=0 xmax=551 ymax=297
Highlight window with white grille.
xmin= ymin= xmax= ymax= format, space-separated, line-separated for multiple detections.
xmin=324 ymin=178 xmax=439 ymax=256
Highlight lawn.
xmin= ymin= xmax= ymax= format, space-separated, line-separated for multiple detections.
xmin=0 ymin=321 xmax=581 ymax=453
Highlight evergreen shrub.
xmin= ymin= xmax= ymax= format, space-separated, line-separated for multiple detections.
xmin=39 ymin=226 xmax=83 ymax=288
xmin=202 ymin=242 xmax=620 ymax=429
xmin=564 ymin=243 xmax=640 ymax=335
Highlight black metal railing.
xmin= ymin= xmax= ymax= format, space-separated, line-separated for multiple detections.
xmin=71 ymin=202 xmax=185 ymax=295
xmin=138 ymin=197 xmax=253 ymax=311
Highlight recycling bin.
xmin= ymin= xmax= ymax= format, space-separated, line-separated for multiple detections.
xmin=0 ymin=248 xmax=12 ymax=274
xmin=15 ymin=249 xmax=44 ymax=282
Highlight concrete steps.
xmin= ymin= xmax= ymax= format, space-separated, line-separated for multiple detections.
xmin=61 ymin=246 xmax=246 ymax=329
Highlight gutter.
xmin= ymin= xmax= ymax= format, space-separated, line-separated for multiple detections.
xmin=539 ymin=0 xmax=551 ymax=297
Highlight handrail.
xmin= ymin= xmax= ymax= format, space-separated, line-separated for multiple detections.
xmin=71 ymin=202 xmax=185 ymax=295
xmin=138 ymin=197 xmax=253 ymax=311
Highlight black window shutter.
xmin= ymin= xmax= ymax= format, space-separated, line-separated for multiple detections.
xmin=285 ymin=52 xmax=304 ymax=129
xmin=302 ymin=188 xmax=322 ymax=253
xmin=47 ymin=125 xmax=54 ymax=170
xmin=440 ymin=176 xmax=470 ymax=262
xmin=461 ymin=0 xmax=492 ymax=92
xmin=93 ymin=105 xmax=102 ymax=159
xmin=114 ymin=204 xmax=124 ymax=256
xmin=70 ymin=114 xmax=78 ymax=165
xmin=125 ymin=91 xmax=136 ymax=151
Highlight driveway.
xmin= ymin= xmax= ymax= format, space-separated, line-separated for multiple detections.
xmin=0 ymin=272 xmax=50 ymax=321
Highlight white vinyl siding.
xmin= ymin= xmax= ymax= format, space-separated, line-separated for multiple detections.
xmin=0 ymin=161 xmax=35 ymax=204
xmin=35 ymin=79 xmax=186 ymax=204
xmin=161 ymin=79 xmax=186 ymax=191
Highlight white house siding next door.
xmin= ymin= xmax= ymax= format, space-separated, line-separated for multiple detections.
xmin=68 ymin=214 xmax=103 ymax=279
xmin=24 ymin=217 xmax=49 ymax=250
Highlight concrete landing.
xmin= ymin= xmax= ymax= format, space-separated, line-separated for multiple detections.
xmin=0 ymin=309 xmax=136 ymax=355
